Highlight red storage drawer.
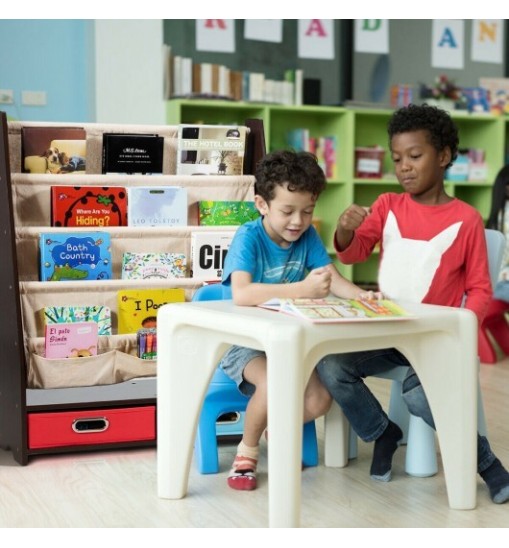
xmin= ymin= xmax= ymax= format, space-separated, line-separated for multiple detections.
xmin=28 ymin=406 xmax=156 ymax=449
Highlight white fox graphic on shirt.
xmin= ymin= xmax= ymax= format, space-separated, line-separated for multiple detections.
xmin=378 ymin=211 xmax=462 ymax=302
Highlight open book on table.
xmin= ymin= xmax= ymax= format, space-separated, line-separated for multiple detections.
xmin=258 ymin=297 xmax=414 ymax=323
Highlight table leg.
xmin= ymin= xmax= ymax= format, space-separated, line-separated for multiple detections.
xmin=266 ymin=324 xmax=305 ymax=527
xmin=400 ymin=317 xmax=477 ymax=509
xmin=157 ymin=318 xmax=225 ymax=500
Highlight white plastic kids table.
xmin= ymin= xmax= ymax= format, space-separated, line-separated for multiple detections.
xmin=157 ymin=300 xmax=478 ymax=528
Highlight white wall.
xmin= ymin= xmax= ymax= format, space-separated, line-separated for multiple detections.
xmin=94 ymin=20 xmax=165 ymax=124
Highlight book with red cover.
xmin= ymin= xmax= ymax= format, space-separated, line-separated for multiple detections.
xmin=51 ymin=185 xmax=127 ymax=227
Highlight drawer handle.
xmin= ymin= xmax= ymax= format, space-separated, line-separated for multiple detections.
xmin=72 ymin=417 xmax=110 ymax=433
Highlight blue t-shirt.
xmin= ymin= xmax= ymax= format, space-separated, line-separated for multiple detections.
xmin=222 ymin=217 xmax=330 ymax=293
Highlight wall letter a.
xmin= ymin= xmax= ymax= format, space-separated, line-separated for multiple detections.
xmin=305 ymin=19 xmax=327 ymax=37
xmin=438 ymin=27 xmax=458 ymax=48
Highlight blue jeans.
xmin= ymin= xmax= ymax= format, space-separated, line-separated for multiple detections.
xmin=494 ymin=280 xmax=509 ymax=302
xmin=316 ymin=348 xmax=496 ymax=473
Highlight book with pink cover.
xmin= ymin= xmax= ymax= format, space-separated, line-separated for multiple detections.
xmin=44 ymin=321 xmax=99 ymax=359
xmin=258 ymin=297 xmax=414 ymax=323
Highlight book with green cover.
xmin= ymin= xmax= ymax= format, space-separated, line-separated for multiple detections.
xmin=42 ymin=305 xmax=112 ymax=336
xmin=198 ymin=200 xmax=259 ymax=226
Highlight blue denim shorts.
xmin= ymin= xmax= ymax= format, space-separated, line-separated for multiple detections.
xmin=218 ymin=345 xmax=265 ymax=396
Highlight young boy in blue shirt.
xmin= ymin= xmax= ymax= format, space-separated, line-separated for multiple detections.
xmin=219 ymin=149 xmax=374 ymax=491
xmin=317 ymin=104 xmax=509 ymax=504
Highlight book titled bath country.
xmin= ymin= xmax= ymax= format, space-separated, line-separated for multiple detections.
xmin=39 ymin=231 xmax=112 ymax=281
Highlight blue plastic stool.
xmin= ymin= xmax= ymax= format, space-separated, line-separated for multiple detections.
xmin=192 ymin=284 xmax=319 ymax=474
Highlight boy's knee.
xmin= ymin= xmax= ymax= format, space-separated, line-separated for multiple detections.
xmin=316 ymin=354 xmax=349 ymax=386
xmin=305 ymin=389 xmax=332 ymax=419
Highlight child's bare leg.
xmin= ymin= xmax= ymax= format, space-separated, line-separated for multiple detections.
xmin=303 ymin=369 xmax=332 ymax=422
xmin=228 ymin=356 xmax=267 ymax=491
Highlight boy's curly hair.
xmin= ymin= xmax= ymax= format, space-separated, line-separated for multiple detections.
xmin=387 ymin=103 xmax=459 ymax=169
xmin=254 ymin=150 xmax=326 ymax=202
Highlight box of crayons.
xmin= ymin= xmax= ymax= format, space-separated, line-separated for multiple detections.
xmin=137 ymin=327 xmax=157 ymax=360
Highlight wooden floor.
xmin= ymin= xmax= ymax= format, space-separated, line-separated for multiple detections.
xmin=1 ymin=357 xmax=508 ymax=530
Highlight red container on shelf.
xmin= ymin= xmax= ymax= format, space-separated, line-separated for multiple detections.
xmin=355 ymin=146 xmax=385 ymax=178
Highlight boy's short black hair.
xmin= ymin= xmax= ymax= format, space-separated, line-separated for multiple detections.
xmin=387 ymin=103 xmax=459 ymax=169
xmin=254 ymin=150 xmax=326 ymax=202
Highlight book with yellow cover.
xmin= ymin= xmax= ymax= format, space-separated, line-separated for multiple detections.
xmin=117 ymin=288 xmax=185 ymax=334
xmin=258 ymin=297 xmax=414 ymax=323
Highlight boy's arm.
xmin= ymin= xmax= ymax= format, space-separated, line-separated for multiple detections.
xmin=230 ymin=268 xmax=333 ymax=306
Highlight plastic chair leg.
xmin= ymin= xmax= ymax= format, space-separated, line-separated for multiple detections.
xmin=302 ymin=420 xmax=319 ymax=467
xmin=195 ymin=406 xmax=223 ymax=474
xmin=405 ymin=415 xmax=438 ymax=477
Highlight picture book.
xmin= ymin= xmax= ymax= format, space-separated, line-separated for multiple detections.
xmin=121 ymin=252 xmax=187 ymax=280
xmin=176 ymin=124 xmax=248 ymax=176
xmin=259 ymin=297 xmax=414 ymax=323
xmin=39 ymin=231 xmax=112 ymax=282
xmin=198 ymin=200 xmax=260 ymax=226
xmin=22 ymin=126 xmax=87 ymax=175
xmin=102 ymin=133 xmax=164 ymax=174
xmin=51 ymin=185 xmax=127 ymax=227
xmin=127 ymin=186 xmax=188 ymax=227
xmin=190 ymin=230 xmax=235 ymax=280
xmin=117 ymin=288 xmax=186 ymax=334
xmin=42 ymin=305 xmax=112 ymax=336
xmin=44 ymin=321 xmax=98 ymax=359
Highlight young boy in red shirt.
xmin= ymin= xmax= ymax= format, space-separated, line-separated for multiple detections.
xmin=317 ymin=104 xmax=509 ymax=504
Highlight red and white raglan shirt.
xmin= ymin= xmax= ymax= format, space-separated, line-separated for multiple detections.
xmin=336 ymin=193 xmax=492 ymax=325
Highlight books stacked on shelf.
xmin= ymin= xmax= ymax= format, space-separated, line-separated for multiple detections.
xmin=198 ymin=200 xmax=259 ymax=226
xmin=165 ymin=48 xmax=303 ymax=104
xmin=117 ymin=288 xmax=186 ymax=334
xmin=44 ymin=321 xmax=98 ymax=359
xmin=22 ymin=126 xmax=87 ymax=175
xmin=121 ymin=252 xmax=187 ymax=280
xmin=51 ymin=185 xmax=127 ymax=227
xmin=259 ymin=297 xmax=414 ymax=323
xmin=176 ymin=124 xmax=248 ymax=176
xmin=284 ymin=69 xmax=303 ymax=106
xmin=286 ymin=129 xmax=337 ymax=179
xmin=190 ymin=231 xmax=235 ymax=281
xmin=127 ymin=186 xmax=187 ymax=227
xmin=39 ymin=231 xmax=112 ymax=282
xmin=102 ymin=133 xmax=164 ymax=175
xmin=42 ymin=305 xmax=112 ymax=336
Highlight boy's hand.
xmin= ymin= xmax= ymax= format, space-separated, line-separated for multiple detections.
xmin=338 ymin=204 xmax=371 ymax=232
xmin=358 ymin=290 xmax=384 ymax=301
xmin=302 ymin=267 xmax=332 ymax=298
